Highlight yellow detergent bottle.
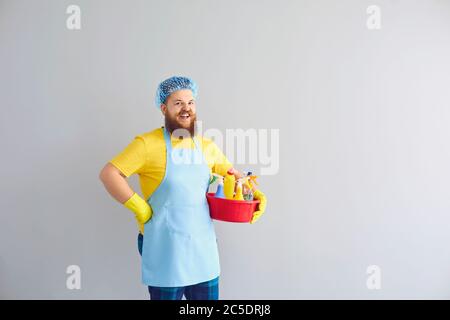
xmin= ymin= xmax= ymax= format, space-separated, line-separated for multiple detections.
xmin=234 ymin=180 xmax=244 ymax=201
xmin=223 ymin=168 xmax=236 ymax=200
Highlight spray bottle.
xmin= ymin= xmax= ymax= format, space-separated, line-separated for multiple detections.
xmin=242 ymin=177 xmax=253 ymax=200
xmin=223 ymin=168 xmax=236 ymax=200
xmin=234 ymin=179 xmax=244 ymax=201
xmin=211 ymin=173 xmax=226 ymax=199
xmin=239 ymin=171 xmax=256 ymax=200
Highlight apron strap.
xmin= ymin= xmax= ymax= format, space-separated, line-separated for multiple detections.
xmin=162 ymin=127 xmax=172 ymax=152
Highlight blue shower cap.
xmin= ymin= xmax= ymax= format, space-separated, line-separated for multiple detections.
xmin=155 ymin=76 xmax=198 ymax=109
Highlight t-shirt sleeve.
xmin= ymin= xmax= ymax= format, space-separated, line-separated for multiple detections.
xmin=109 ymin=136 xmax=147 ymax=177
xmin=203 ymin=139 xmax=233 ymax=177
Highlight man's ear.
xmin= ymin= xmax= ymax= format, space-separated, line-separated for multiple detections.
xmin=160 ymin=104 xmax=167 ymax=115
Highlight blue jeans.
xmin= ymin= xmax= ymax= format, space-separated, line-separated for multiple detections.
xmin=137 ymin=233 xmax=219 ymax=300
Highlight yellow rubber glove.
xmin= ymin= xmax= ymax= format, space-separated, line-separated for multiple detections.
xmin=124 ymin=193 xmax=152 ymax=234
xmin=250 ymin=189 xmax=267 ymax=224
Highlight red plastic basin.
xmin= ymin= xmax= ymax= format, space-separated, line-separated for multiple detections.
xmin=206 ymin=192 xmax=260 ymax=223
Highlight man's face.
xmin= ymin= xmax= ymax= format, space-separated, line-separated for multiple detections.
xmin=161 ymin=89 xmax=197 ymax=136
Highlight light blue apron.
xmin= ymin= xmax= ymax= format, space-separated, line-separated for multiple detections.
xmin=141 ymin=127 xmax=220 ymax=287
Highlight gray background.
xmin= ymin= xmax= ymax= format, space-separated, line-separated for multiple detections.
xmin=1 ymin=0 xmax=450 ymax=299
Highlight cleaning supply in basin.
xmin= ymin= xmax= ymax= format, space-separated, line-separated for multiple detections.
xmin=234 ymin=179 xmax=244 ymax=201
xmin=243 ymin=189 xmax=253 ymax=201
xmin=243 ymin=178 xmax=254 ymax=200
xmin=247 ymin=174 xmax=259 ymax=191
xmin=223 ymin=168 xmax=236 ymax=200
xmin=216 ymin=182 xmax=225 ymax=199
xmin=208 ymin=174 xmax=218 ymax=186
xmin=211 ymin=173 xmax=226 ymax=199
xmin=241 ymin=171 xmax=258 ymax=200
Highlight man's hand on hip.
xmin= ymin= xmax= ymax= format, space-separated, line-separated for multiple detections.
xmin=124 ymin=193 xmax=153 ymax=234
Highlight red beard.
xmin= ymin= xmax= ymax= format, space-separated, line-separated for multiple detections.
xmin=165 ymin=112 xmax=197 ymax=137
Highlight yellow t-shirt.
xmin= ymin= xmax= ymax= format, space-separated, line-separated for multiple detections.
xmin=109 ymin=127 xmax=233 ymax=201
